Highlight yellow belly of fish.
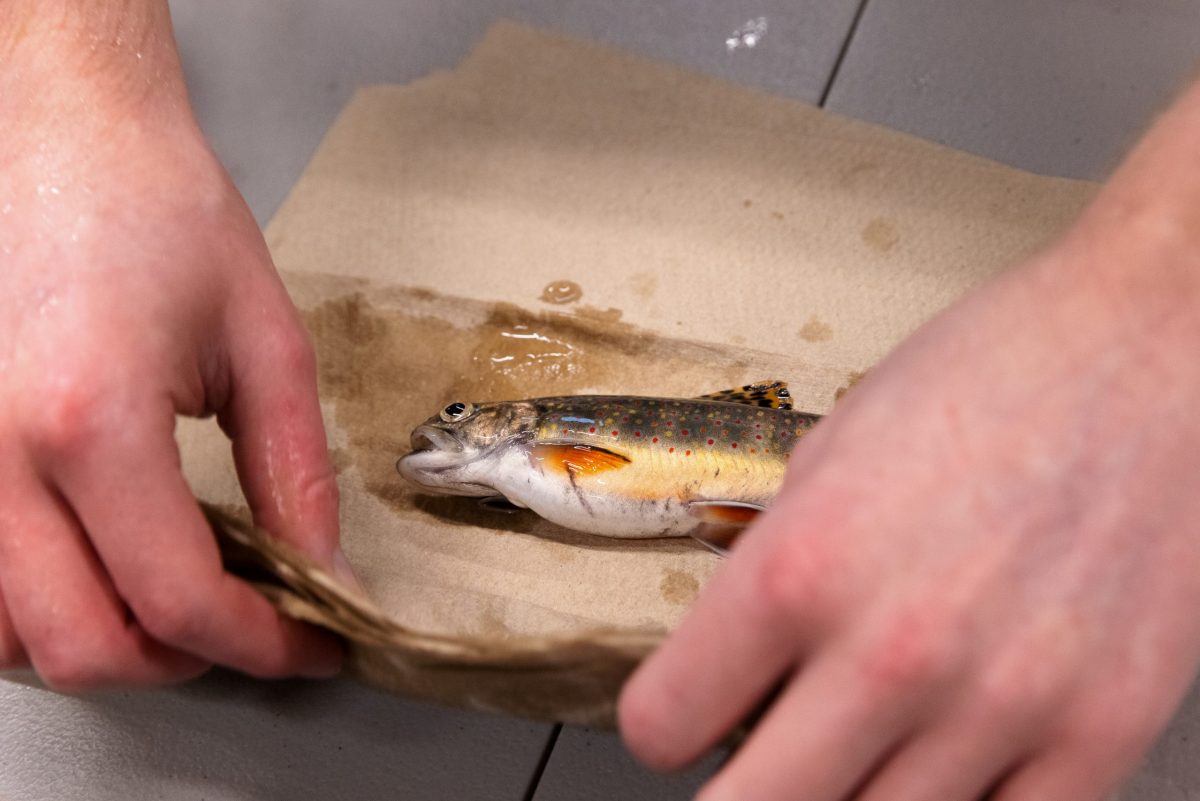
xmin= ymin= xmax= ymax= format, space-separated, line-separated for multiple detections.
xmin=504 ymin=439 xmax=786 ymax=538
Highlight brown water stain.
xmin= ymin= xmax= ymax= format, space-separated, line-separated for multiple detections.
xmin=574 ymin=305 xmax=624 ymax=325
xmin=630 ymin=271 xmax=658 ymax=301
xmin=660 ymin=569 xmax=700 ymax=605
xmin=329 ymin=446 xmax=355 ymax=476
xmin=300 ymin=283 xmax=762 ymax=517
xmin=861 ymin=218 xmax=901 ymax=253
xmin=799 ymin=317 xmax=834 ymax=343
xmin=770 ymin=210 xmax=785 ymax=221
xmin=843 ymin=161 xmax=882 ymax=184
xmin=540 ymin=279 xmax=582 ymax=305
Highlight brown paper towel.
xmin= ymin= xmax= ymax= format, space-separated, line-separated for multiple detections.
xmin=183 ymin=22 xmax=1097 ymax=725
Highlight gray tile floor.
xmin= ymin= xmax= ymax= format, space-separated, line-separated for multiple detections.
xmin=3 ymin=2 xmax=1199 ymax=799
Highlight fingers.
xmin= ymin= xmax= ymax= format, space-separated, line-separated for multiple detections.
xmin=852 ymin=709 xmax=1027 ymax=801
xmin=990 ymin=750 xmax=1123 ymax=801
xmin=696 ymin=640 xmax=926 ymax=801
xmin=0 ymin=586 xmax=28 ymax=670
xmin=0 ymin=472 xmax=206 ymax=689
xmin=219 ymin=284 xmax=352 ymax=581
xmin=52 ymin=408 xmax=344 ymax=679
xmin=619 ymin=517 xmax=824 ymax=768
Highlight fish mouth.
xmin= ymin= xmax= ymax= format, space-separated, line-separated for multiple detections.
xmin=409 ymin=424 xmax=463 ymax=453
xmin=397 ymin=425 xmax=493 ymax=497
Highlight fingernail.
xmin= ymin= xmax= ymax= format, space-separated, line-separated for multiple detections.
xmin=330 ymin=547 xmax=367 ymax=596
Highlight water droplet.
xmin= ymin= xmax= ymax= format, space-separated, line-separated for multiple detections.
xmin=726 ymin=17 xmax=768 ymax=52
xmin=540 ymin=280 xmax=583 ymax=305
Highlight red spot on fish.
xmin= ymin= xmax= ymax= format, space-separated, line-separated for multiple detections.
xmin=635 ymin=431 xmax=642 ymax=438
xmin=756 ymin=434 xmax=763 ymax=440
xmin=681 ymin=429 xmax=689 ymax=436
xmin=750 ymin=448 xmax=757 ymax=454
xmin=666 ymin=421 xmax=674 ymax=427
xmin=707 ymin=438 xmax=715 ymax=445
xmin=561 ymin=429 xmax=568 ymax=435
xmin=669 ymin=447 xmax=675 ymax=453
xmin=731 ymin=442 xmax=739 ymax=449
xmin=714 ymin=420 xmax=723 ymax=426
xmin=699 ymin=426 xmax=707 ymax=433
xmin=589 ymin=426 xmax=596 ymax=433
xmin=685 ymin=450 xmax=692 ymax=456
xmin=652 ymin=436 xmax=659 ymax=443
xmin=611 ymin=430 xmax=619 ymax=437
xmin=623 ymin=416 xmax=629 ymax=422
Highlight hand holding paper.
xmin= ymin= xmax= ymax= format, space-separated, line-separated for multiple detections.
xmin=620 ymin=80 xmax=1200 ymax=801
xmin=0 ymin=1 xmax=346 ymax=687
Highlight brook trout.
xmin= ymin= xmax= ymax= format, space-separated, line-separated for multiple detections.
xmin=397 ymin=382 xmax=820 ymax=552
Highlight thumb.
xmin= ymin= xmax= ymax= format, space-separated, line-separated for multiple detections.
xmin=218 ymin=285 xmax=360 ymax=591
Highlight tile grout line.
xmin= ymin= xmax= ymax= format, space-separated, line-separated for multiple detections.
xmin=818 ymin=0 xmax=873 ymax=107
xmin=520 ymin=723 xmax=563 ymax=801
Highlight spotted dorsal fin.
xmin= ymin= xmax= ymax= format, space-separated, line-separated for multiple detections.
xmin=697 ymin=380 xmax=792 ymax=410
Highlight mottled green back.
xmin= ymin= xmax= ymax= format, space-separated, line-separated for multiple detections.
xmin=532 ymin=395 xmax=818 ymax=459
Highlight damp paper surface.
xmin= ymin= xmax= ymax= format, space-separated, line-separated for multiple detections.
xmin=179 ymin=21 xmax=1098 ymax=725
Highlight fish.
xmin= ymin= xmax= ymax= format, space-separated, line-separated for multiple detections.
xmin=396 ymin=382 xmax=821 ymax=554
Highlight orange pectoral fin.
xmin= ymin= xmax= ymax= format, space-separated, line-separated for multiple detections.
xmin=531 ymin=443 xmax=631 ymax=478
xmin=687 ymin=501 xmax=766 ymax=555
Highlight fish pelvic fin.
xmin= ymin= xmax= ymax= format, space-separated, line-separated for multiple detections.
xmin=697 ymin=380 xmax=792 ymax=410
xmin=686 ymin=500 xmax=766 ymax=555
xmin=530 ymin=442 xmax=632 ymax=478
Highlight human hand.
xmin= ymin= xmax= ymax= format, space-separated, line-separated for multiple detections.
xmin=0 ymin=4 xmax=350 ymax=688
xmin=620 ymin=91 xmax=1200 ymax=800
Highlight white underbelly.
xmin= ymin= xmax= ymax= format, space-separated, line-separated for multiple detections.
xmin=494 ymin=468 xmax=695 ymax=539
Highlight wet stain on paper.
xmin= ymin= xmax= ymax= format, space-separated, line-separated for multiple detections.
xmin=798 ymin=317 xmax=834 ymax=343
xmin=300 ymin=284 xmax=758 ymax=518
xmin=660 ymin=569 xmax=700 ymax=605
xmin=861 ymin=218 xmax=901 ymax=253
xmin=630 ymin=271 xmax=658 ymax=301
xmin=540 ymin=279 xmax=582 ymax=305
xmin=329 ymin=447 xmax=354 ymax=476
xmin=574 ymin=305 xmax=623 ymax=325
xmin=843 ymin=161 xmax=882 ymax=185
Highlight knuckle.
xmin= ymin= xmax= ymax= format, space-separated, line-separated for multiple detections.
xmin=858 ymin=604 xmax=957 ymax=694
xmin=977 ymin=643 xmax=1068 ymax=720
xmin=750 ymin=533 xmax=837 ymax=626
xmin=975 ymin=665 xmax=1030 ymax=718
xmin=27 ymin=376 xmax=111 ymax=453
xmin=130 ymin=582 xmax=208 ymax=647
xmin=298 ymin=461 xmax=339 ymax=512
xmin=269 ymin=324 xmax=317 ymax=381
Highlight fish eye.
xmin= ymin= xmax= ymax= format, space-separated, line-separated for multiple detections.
xmin=439 ymin=401 xmax=476 ymax=423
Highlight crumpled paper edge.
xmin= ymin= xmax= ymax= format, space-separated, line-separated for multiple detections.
xmin=205 ymin=503 xmax=664 ymax=725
